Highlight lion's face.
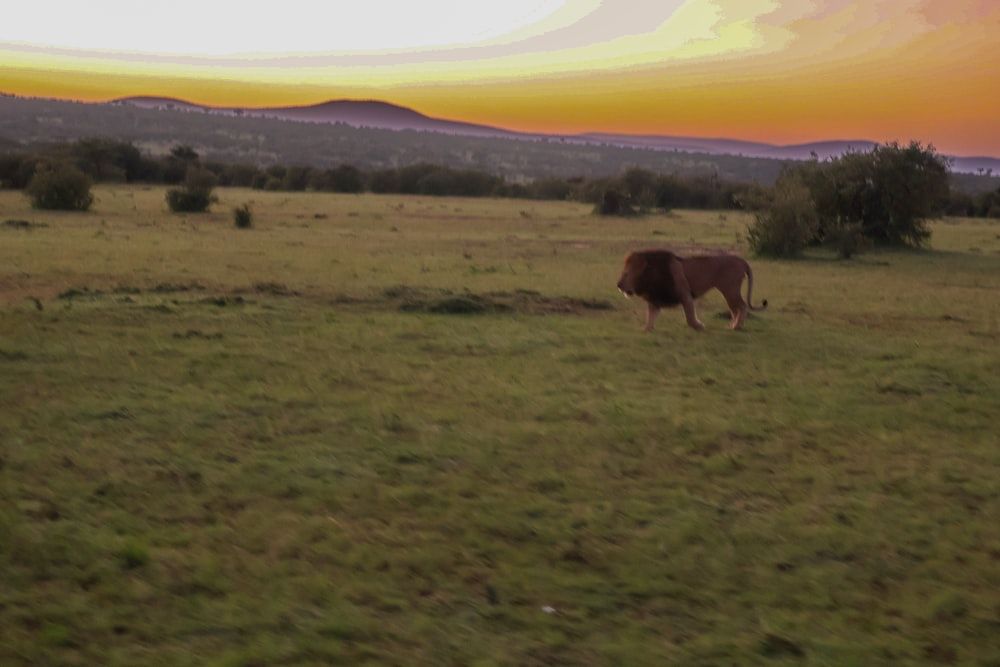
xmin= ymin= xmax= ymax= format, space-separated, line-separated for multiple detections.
xmin=616 ymin=252 xmax=647 ymax=297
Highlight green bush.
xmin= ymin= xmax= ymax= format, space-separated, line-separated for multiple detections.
xmin=595 ymin=189 xmax=637 ymax=216
xmin=166 ymin=188 xmax=213 ymax=213
xmin=744 ymin=178 xmax=819 ymax=257
xmin=25 ymin=162 xmax=94 ymax=211
xmin=233 ymin=203 xmax=253 ymax=229
xmin=800 ymin=141 xmax=946 ymax=248
xmin=166 ymin=167 xmax=217 ymax=213
xmin=743 ymin=142 xmax=946 ymax=256
xmin=839 ymin=144 xmax=940 ymax=246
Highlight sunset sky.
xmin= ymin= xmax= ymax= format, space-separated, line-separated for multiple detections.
xmin=2 ymin=0 xmax=999 ymax=156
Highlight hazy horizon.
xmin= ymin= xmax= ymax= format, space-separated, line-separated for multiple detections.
xmin=3 ymin=1 xmax=998 ymax=157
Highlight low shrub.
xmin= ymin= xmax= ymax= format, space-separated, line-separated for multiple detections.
xmin=25 ymin=162 xmax=94 ymax=211
xmin=233 ymin=203 xmax=253 ymax=229
xmin=166 ymin=188 xmax=213 ymax=213
xmin=166 ymin=167 xmax=217 ymax=213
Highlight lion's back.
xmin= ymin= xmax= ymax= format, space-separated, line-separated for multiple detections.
xmin=682 ymin=254 xmax=749 ymax=297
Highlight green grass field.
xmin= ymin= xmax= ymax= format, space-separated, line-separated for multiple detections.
xmin=2 ymin=186 xmax=999 ymax=666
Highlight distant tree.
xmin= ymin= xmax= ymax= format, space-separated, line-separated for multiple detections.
xmin=812 ymin=141 xmax=948 ymax=247
xmin=326 ymin=165 xmax=364 ymax=193
xmin=25 ymin=162 xmax=94 ymax=211
xmin=0 ymin=153 xmax=39 ymax=189
xmin=396 ymin=163 xmax=440 ymax=194
xmin=70 ymin=138 xmax=145 ymax=182
xmin=527 ymin=177 xmax=575 ymax=200
xmin=577 ymin=177 xmax=619 ymax=207
xmin=255 ymin=165 xmax=287 ymax=191
xmin=621 ymin=167 xmax=658 ymax=208
xmin=653 ymin=174 xmax=689 ymax=209
xmin=428 ymin=167 xmax=501 ymax=197
xmin=943 ymin=190 xmax=975 ymax=217
xmin=368 ymin=168 xmax=400 ymax=194
xmin=281 ymin=166 xmax=313 ymax=191
xmin=170 ymin=145 xmax=199 ymax=161
xmin=595 ymin=189 xmax=637 ymax=216
xmin=228 ymin=164 xmax=262 ymax=188
xmin=974 ymin=187 xmax=1000 ymax=218
xmin=163 ymin=145 xmax=201 ymax=184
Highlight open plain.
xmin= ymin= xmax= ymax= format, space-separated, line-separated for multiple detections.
xmin=2 ymin=186 xmax=999 ymax=665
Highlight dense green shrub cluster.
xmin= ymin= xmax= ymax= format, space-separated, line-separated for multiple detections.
xmin=745 ymin=142 xmax=951 ymax=256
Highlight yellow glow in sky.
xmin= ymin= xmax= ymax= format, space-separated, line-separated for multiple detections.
xmin=2 ymin=0 xmax=999 ymax=156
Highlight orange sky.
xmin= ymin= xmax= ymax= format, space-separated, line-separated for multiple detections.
xmin=2 ymin=0 xmax=999 ymax=156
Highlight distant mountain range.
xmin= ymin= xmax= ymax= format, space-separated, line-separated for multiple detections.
xmin=115 ymin=96 xmax=999 ymax=175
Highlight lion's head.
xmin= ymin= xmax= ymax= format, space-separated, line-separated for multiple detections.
xmin=616 ymin=251 xmax=648 ymax=297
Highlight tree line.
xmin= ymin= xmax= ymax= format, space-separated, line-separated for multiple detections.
xmin=0 ymin=137 xmax=756 ymax=210
xmin=3 ymin=137 xmax=999 ymax=254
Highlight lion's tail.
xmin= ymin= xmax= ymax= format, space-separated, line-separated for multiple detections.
xmin=745 ymin=263 xmax=768 ymax=311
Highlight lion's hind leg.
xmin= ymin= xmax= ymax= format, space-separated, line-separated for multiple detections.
xmin=722 ymin=290 xmax=749 ymax=330
xmin=731 ymin=302 xmax=749 ymax=330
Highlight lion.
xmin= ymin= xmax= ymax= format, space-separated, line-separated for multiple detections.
xmin=616 ymin=249 xmax=767 ymax=332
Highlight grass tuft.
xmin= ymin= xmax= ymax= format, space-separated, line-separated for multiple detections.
xmin=118 ymin=542 xmax=150 ymax=570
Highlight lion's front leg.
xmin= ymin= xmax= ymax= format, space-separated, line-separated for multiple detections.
xmin=681 ymin=298 xmax=705 ymax=332
xmin=643 ymin=303 xmax=661 ymax=331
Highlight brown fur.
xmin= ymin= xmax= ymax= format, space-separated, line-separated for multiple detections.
xmin=616 ymin=249 xmax=767 ymax=332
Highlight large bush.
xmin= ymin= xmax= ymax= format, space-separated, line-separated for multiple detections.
xmin=810 ymin=142 xmax=947 ymax=248
xmin=25 ymin=162 xmax=94 ymax=211
xmin=746 ymin=142 xmax=948 ymax=255
xmin=743 ymin=177 xmax=819 ymax=257
xmin=166 ymin=167 xmax=217 ymax=213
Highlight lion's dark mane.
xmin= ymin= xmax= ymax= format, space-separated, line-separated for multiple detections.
xmin=635 ymin=250 xmax=686 ymax=307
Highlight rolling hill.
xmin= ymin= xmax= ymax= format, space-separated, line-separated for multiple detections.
xmin=112 ymin=96 xmax=1000 ymax=174
xmin=2 ymin=93 xmax=998 ymax=184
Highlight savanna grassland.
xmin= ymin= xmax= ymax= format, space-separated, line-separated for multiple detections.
xmin=1 ymin=186 xmax=999 ymax=666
